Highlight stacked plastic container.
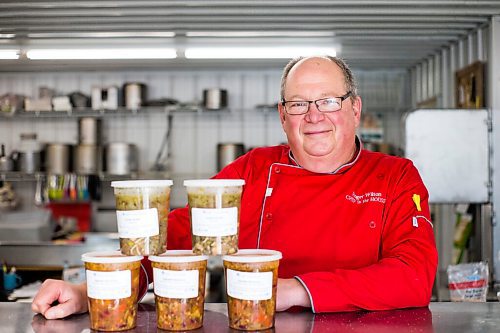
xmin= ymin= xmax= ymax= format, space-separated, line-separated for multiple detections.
xmin=184 ymin=179 xmax=282 ymax=331
xmin=81 ymin=178 xmax=282 ymax=331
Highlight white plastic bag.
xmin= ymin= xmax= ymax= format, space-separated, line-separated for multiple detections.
xmin=447 ymin=262 xmax=488 ymax=302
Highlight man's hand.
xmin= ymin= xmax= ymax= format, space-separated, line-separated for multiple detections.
xmin=31 ymin=279 xmax=88 ymax=319
xmin=276 ymin=278 xmax=311 ymax=311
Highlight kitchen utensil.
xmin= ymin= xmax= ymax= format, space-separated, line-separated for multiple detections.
xmin=78 ymin=117 xmax=102 ymax=144
xmin=104 ymin=143 xmax=138 ymax=175
xmin=123 ymin=82 xmax=147 ymax=110
xmin=69 ymin=92 xmax=90 ymax=108
xmin=217 ymin=143 xmax=245 ymax=171
xmin=46 ymin=143 xmax=72 ymax=175
xmin=52 ymin=96 xmax=72 ymax=112
xmin=91 ymin=86 xmax=119 ymax=111
xmin=34 ymin=173 xmax=45 ymax=206
xmin=74 ymin=144 xmax=101 ymax=175
xmin=18 ymin=133 xmax=43 ymax=173
xmin=0 ymin=144 xmax=14 ymax=172
xmin=203 ymin=89 xmax=228 ymax=110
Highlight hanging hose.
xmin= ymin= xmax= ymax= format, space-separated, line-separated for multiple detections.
xmin=152 ymin=111 xmax=173 ymax=171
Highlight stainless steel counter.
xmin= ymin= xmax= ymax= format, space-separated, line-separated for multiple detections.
xmin=1 ymin=302 xmax=500 ymax=333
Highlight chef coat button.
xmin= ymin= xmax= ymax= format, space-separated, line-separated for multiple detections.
xmin=369 ymin=221 xmax=376 ymax=228
xmin=266 ymin=213 xmax=273 ymax=220
xmin=274 ymin=167 xmax=281 ymax=173
xmin=377 ymin=173 xmax=384 ymax=180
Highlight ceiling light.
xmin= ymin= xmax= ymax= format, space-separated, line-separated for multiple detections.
xmin=185 ymin=47 xmax=336 ymax=59
xmin=186 ymin=31 xmax=335 ymax=37
xmin=0 ymin=49 xmax=19 ymax=60
xmin=26 ymin=48 xmax=177 ymax=60
xmin=0 ymin=34 xmax=15 ymax=39
xmin=27 ymin=32 xmax=175 ymax=38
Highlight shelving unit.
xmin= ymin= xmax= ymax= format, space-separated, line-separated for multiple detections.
xmin=0 ymin=171 xmax=162 ymax=183
xmin=0 ymin=105 xmax=234 ymax=120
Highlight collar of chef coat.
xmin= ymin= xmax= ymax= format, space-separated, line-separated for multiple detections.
xmin=285 ymin=136 xmax=362 ymax=175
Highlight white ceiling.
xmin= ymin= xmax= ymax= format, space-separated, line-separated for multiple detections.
xmin=0 ymin=0 xmax=499 ymax=71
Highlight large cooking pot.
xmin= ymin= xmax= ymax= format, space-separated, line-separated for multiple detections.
xmin=217 ymin=143 xmax=245 ymax=171
xmin=203 ymin=89 xmax=228 ymax=110
xmin=78 ymin=117 xmax=102 ymax=145
xmin=104 ymin=143 xmax=138 ymax=175
xmin=74 ymin=144 xmax=101 ymax=175
xmin=18 ymin=133 xmax=43 ymax=173
xmin=123 ymin=82 xmax=147 ymax=110
xmin=46 ymin=143 xmax=72 ymax=175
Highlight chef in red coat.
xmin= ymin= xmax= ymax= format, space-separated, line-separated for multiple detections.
xmin=32 ymin=55 xmax=437 ymax=318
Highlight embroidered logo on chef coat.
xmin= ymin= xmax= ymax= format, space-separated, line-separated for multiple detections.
xmin=345 ymin=191 xmax=386 ymax=205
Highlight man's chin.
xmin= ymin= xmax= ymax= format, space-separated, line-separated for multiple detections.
xmin=303 ymin=144 xmax=335 ymax=158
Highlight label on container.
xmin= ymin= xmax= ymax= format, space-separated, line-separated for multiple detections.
xmin=191 ymin=207 xmax=237 ymax=236
xmin=226 ymin=269 xmax=273 ymax=301
xmin=116 ymin=208 xmax=159 ymax=238
xmin=153 ymin=268 xmax=199 ymax=299
xmin=86 ymin=270 xmax=131 ymax=299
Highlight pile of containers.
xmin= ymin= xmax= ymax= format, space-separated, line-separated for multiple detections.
xmin=81 ymin=179 xmax=282 ymax=331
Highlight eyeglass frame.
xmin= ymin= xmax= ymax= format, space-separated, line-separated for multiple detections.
xmin=281 ymin=91 xmax=353 ymax=115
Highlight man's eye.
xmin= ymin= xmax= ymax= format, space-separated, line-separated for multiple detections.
xmin=290 ymin=102 xmax=308 ymax=108
xmin=319 ymin=98 xmax=339 ymax=106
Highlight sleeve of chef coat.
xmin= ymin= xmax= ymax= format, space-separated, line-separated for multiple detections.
xmin=296 ymin=161 xmax=438 ymax=313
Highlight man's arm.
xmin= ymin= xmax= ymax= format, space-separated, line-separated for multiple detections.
xmin=294 ymin=164 xmax=438 ymax=313
xmin=32 ymin=280 xmax=88 ymax=319
xmin=276 ymin=278 xmax=311 ymax=311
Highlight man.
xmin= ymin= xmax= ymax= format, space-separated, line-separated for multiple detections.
xmin=32 ymin=56 xmax=437 ymax=318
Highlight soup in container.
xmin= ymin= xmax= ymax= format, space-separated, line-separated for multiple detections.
xmin=149 ymin=250 xmax=208 ymax=331
xmin=184 ymin=179 xmax=244 ymax=255
xmin=81 ymin=251 xmax=143 ymax=332
xmin=222 ymin=249 xmax=282 ymax=331
xmin=111 ymin=180 xmax=172 ymax=255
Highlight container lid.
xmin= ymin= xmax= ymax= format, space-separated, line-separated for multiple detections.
xmin=111 ymin=180 xmax=173 ymax=188
xmin=183 ymin=179 xmax=245 ymax=187
xmin=81 ymin=251 xmax=143 ymax=263
xmin=222 ymin=249 xmax=282 ymax=263
xmin=149 ymin=250 xmax=208 ymax=263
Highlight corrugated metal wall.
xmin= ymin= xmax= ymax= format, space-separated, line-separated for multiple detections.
xmin=0 ymin=68 xmax=408 ymax=211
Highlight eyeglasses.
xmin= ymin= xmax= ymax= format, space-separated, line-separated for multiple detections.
xmin=281 ymin=91 xmax=352 ymax=115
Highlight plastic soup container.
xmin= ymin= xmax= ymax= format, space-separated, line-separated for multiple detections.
xmin=81 ymin=251 xmax=143 ymax=332
xmin=223 ymin=249 xmax=282 ymax=331
xmin=184 ymin=179 xmax=244 ymax=255
xmin=149 ymin=250 xmax=208 ymax=331
xmin=111 ymin=180 xmax=173 ymax=255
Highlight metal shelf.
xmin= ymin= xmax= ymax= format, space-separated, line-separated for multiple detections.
xmin=0 ymin=171 xmax=172 ymax=182
xmin=0 ymin=106 xmax=258 ymax=120
xmin=0 ymin=107 xmax=170 ymax=119
xmin=0 ymin=172 xmax=42 ymax=182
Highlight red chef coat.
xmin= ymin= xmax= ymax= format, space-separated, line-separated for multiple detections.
xmin=140 ymin=139 xmax=437 ymax=313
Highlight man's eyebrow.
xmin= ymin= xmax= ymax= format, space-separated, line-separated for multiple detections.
xmin=285 ymin=92 xmax=337 ymax=100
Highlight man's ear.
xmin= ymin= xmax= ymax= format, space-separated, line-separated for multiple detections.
xmin=278 ymin=103 xmax=286 ymax=124
xmin=352 ymin=96 xmax=362 ymax=127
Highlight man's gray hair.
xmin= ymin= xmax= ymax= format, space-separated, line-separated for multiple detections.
xmin=280 ymin=56 xmax=358 ymax=101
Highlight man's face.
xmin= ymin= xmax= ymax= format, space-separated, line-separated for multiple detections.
xmin=278 ymin=57 xmax=362 ymax=171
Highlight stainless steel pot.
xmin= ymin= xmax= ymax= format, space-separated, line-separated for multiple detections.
xmin=104 ymin=143 xmax=138 ymax=175
xmin=203 ymin=89 xmax=228 ymax=110
xmin=217 ymin=143 xmax=245 ymax=171
xmin=74 ymin=144 xmax=101 ymax=175
xmin=78 ymin=117 xmax=102 ymax=145
xmin=46 ymin=143 xmax=72 ymax=175
xmin=0 ymin=144 xmax=13 ymax=172
xmin=18 ymin=133 xmax=43 ymax=173
xmin=123 ymin=83 xmax=147 ymax=110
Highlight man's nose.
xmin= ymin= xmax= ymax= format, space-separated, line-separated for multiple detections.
xmin=305 ymin=102 xmax=324 ymax=122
